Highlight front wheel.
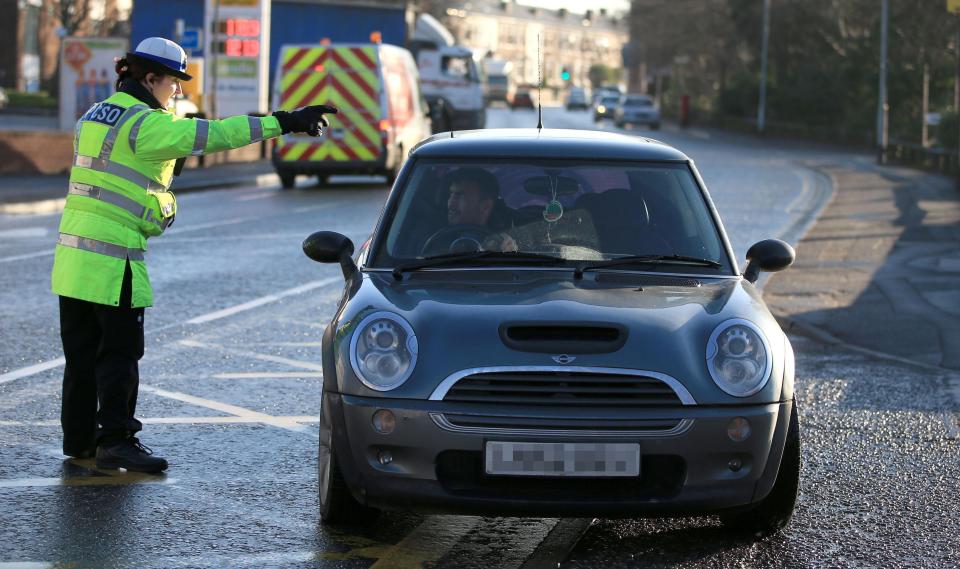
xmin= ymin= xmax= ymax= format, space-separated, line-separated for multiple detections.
xmin=279 ymin=171 xmax=296 ymax=189
xmin=720 ymin=403 xmax=800 ymax=536
xmin=318 ymin=393 xmax=379 ymax=524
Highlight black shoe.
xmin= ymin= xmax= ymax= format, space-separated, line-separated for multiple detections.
xmin=96 ymin=438 xmax=168 ymax=473
xmin=64 ymin=447 xmax=96 ymax=459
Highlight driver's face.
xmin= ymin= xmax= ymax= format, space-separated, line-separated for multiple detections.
xmin=447 ymin=182 xmax=493 ymax=225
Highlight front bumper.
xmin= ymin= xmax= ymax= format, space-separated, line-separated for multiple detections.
xmin=328 ymin=393 xmax=793 ymax=517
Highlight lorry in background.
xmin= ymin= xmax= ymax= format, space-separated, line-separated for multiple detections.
xmin=410 ymin=14 xmax=485 ymax=132
xmin=483 ymin=59 xmax=515 ymax=105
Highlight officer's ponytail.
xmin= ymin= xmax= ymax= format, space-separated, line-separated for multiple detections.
xmin=114 ymin=57 xmax=151 ymax=91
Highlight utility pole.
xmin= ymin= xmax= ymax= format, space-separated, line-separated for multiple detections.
xmin=922 ymin=62 xmax=930 ymax=148
xmin=876 ymin=0 xmax=888 ymax=163
xmin=757 ymin=0 xmax=770 ymax=133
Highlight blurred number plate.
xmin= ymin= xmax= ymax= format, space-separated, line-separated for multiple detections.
xmin=485 ymin=442 xmax=640 ymax=477
xmin=330 ymin=128 xmax=345 ymax=140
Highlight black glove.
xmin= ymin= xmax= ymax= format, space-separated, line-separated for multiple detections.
xmin=273 ymin=105 xmax=339 ymax=136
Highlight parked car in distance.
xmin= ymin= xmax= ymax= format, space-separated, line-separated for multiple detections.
xmin=302 ymin=128 xmax=800 ymax=538
xmin=615 ymin=94 xmax=661 ymax=130
xmin=511 ymin=88 xmax=536 ymax=109
xmin=593 ymin=94 xmax=620 ymax=121
xmin=566 ymin=87 xmax=589 ymax=110
xmin=0 ymin=87 xmax=8 ymax=110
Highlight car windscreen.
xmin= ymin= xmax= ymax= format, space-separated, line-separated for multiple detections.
xmin=370 ymin=159 xmax=732 ymax=274
xmin=623 ymin=96 xmax=654 ymax=107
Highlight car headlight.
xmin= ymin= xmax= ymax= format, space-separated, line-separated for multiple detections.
xmin=706 ymin=319 xmax=771 ymax=397
xmin=349 ymin=311 xmax=418 ymax=391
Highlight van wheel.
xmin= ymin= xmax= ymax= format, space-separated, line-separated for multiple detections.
xmin=318 ymin=393 xmax=379 ymax=525
xmin=279 ymin=171 xmax=296 ymax=189
xmin=720 ymin=403 xmax=800 ymax=536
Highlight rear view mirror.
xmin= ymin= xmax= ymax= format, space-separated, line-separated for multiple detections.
xmin=743 ymin=239 xmax=795 ymax=283
xmin=303 ymin=231 xmax=357 ymax=279
xmin=524 ymin=176 xmax=580 ymax=197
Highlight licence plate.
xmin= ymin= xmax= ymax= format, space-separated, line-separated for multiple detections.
xmin=484 ymin=442 xmax=640 ymax=477
xmin=330 ymin=128 xmax=345 ymax=140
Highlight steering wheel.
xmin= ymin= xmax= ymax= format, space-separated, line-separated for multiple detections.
xmin=421 ymin=224 xmax=498 ymax=255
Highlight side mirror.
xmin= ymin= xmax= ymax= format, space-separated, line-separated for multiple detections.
xmin=743 ymin=239 xmax=795 ymax=283
xmin=303 ymin=231 xmax=357 ymax=279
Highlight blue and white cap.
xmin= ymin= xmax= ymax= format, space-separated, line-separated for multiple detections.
xmin=127 ymin=37 xmax=191 ymax=81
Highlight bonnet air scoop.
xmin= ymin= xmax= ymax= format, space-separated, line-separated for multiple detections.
xmin=500 ymin=322 xmax=628 ymax=354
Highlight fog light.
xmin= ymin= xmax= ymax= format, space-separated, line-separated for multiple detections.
xmin=372 ymin=409 xmax=396 ymax=435
xmin=377 ymin=450 xmax=393 ymax=465
xmin=727 ymin=417 xmax=751 ymax=442
xmin=728 ymin=458 xmax=743 ymax=472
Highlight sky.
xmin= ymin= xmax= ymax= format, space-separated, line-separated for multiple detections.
xmin=515 ymin=0 xmax=631 ymax=16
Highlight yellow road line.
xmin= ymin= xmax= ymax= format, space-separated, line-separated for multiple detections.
xmin=369 ymin=516 xmax=481 ymax=569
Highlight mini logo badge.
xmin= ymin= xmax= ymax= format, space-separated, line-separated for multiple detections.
xmin=551 ymin=354 xmax=576 ymax=365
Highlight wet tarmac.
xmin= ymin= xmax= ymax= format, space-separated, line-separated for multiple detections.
xmin=3 ymin=108 xmax=947 ymax=568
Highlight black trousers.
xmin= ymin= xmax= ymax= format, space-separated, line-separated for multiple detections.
xmin=59 ymin=262 xmax=144 ymax=452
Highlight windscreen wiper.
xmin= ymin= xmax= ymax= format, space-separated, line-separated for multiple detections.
xmin=392 ymin=251 xmax=565 ymax=280
xmin=573 ymin=254 xmax=721 ymax=279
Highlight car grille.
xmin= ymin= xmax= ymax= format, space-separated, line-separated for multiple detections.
xmin=432 ymin=370 xmax=692 ymax=436
xmin=441 ymin=371 xmax=685 ymax=406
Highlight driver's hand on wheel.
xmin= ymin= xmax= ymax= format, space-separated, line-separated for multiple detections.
xmin=483 ymin=233 xmax=517 ymax=252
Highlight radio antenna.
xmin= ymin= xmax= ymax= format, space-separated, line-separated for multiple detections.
xmin=536 ymin=33 xmax=543 ymax=130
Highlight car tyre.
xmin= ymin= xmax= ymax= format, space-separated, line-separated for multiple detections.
xmin=720 ymin=403 xmax=800 ymax=536
xmin=318 ymin=394 xmax=380 ymax=525
xmin=279 ymin=171 xmax=296 ymax=189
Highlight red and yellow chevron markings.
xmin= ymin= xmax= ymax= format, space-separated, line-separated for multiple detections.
xmin=277 ymin=45 xmax=384 ymax=162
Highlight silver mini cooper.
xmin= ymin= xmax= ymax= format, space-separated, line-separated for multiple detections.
xmin=303 ymin=129 xmax=799 ymax=536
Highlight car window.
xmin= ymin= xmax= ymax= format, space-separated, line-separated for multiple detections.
xmin=372 ymin=159 xmax=729 ymax=273
xmin=624 ymin=96 xmax=653 ymax=107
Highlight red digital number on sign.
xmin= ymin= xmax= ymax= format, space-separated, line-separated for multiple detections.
xmin=224 ymin=19 xmax=260 ymax=37
xmin=223 ymin=38 xmax=260 ymax=57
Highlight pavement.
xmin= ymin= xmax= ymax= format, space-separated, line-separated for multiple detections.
xmin=764 ymin=161 xmax=960 ymax=375
xmin=0 ymin=159 xmax=279 ymax=213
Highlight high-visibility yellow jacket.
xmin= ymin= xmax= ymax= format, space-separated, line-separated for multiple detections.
xmin=51 ymin=91 xmax=282 ymax=307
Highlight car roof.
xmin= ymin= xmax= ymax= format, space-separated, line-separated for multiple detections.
xmin=410 ymin=128 xmax=690 ymax=161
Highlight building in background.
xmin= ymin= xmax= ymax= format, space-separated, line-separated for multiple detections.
xmin=434 ymin=0 xmax=627 ymax=90
xmin=1 ymin=0 xmax=131 ymax=94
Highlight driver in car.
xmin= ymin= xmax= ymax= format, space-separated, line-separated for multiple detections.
xmin=444 ymin=168 xmax=517 ymax=252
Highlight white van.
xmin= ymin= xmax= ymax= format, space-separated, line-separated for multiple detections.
xmin=272 ymin=43 xmax=432 ymax=188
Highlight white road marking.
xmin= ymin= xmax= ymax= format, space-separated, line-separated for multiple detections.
xmin=943 ymin=412 xmax=959 ymax=439
xmin=0 ymin=198 xmax=65 ymax=216
xmin=0 ymin=278 xmax=338 ymax=385
xmin=0 ymin=227 xmax=48 ymax=238
xmin=0 ymin=250 xmax=54 ymax=264
xmin=185 ymin=276 xmax=340 ymax=325
xmin=0 ymin=476 xmax=177 ymax=489
xmin=138 ymin=384 xmax=309 ymax=432
xmin=0 ymin=416 xmax=319 ymax=427
xmin=179 ymin=339 xmax=324 ymax=372
xmin=236 ymin=191 xmax=276 ymax=202
xmin=0 ymin=357 xmax=65 ymax=386
xmin=0 ymin=562 xmax=54 ymax=568
xmin=213 ymin=372 xmax=323 ymax=379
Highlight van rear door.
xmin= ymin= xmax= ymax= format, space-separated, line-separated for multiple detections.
xmin=275 ymin=45 xmax=384 ymax=164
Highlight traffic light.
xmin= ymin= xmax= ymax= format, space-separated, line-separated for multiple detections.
xmin=560 ymin=66 xmax=570 ymax=81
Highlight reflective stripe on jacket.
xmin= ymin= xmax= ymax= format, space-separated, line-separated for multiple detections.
xmin=52 ymin=91 xmax=282 ymax=307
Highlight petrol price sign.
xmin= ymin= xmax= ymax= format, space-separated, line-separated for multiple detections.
xmin=204 ymin=0 xmax=270 ymax=117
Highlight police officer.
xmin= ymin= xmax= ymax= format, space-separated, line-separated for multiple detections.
xmin=53 ymin=37 xmax=337 ymax=473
